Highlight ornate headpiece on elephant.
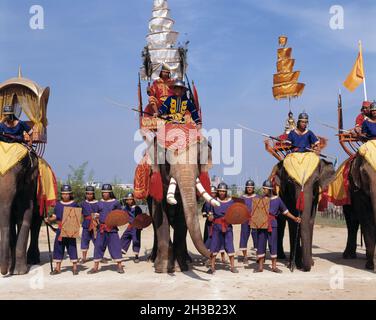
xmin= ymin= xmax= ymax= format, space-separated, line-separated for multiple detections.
xmin=2 ymin=105 xmax=14 ymax=115
xmin=85 ymin=185 xmax=95 ymax=193
xmin=101 ymin=184 xmax=113 ymax=192
xmin=217 ymin=182 xmax=228 ymax=192
xmin=262 ymin=180 xmax=273 ymax=190
xmin=298 ymin=112 xmax=309 ymax=122
xmin=61 ymin=184 xmax=73 ymax=194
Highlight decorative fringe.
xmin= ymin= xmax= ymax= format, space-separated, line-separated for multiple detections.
xmin=318 ymin=187 xmax=329 ymax=212
xmin=149 ymin=171 xmax=163 ymax=202
xmin=296 ymin=190 xmax=305 ymax=212
xmin=199 ymin=171 xmax=211 ymax=194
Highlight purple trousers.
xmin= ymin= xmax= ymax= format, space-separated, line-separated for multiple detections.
xmin=93 ymin=231 xmax=122 ymax=262
xmin=256 ymin=228 xmax=277 ymax=259
xmin=239 ymin=222 xmax=250 ymax=250
xmin=53 ymin=230 xmax=78 ymax=263
xmin=210 ymin=224 xmax=235 ymax=256
xmin=120 ymin=227 xmax=141 ymax=254
xmin=81 ymin=228 xmax=95 ymax=251
xmin=251 ymin=229 xmax=258 ymax=250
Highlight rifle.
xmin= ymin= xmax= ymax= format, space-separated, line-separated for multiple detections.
xmin=238 ymin=124 xmax=338 ymax=165
xmin=131 ymin=108 xmax=173 ymax=122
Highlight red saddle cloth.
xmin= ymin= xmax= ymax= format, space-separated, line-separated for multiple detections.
xmin=134 ymin=153 xmax=151 ymax=200
xmin=156 ymin=122 xmax=202 ymax=153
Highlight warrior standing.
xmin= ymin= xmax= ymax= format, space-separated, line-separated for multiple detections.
xmin=239 ymin=179 xmax=258 ymax=264
xmin=46 ymin=185 xmax=79 ymax=275
xmin=88 ymin=184 xmax=124 ymax=274
xmin=80 ymin=186 xmax=99 ymax=264
xmin=285 ymin=112 xmax=320 ymax=152
xmin=120 ymin=192 xmax=142 ymax=263
xmin=255 ymin=180 xmax=300 ymax=273
xmin=207 ymin=183 xmax=238 ymax=274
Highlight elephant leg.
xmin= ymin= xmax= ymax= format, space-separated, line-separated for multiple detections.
xmin=14 ymin=200 xmax=33 ymax=275
xmin=147 ymin=197 xmax=158 ymax=263
xmin=0 ymin=203 xmax=12 ymax=275
xmin=27 ymin=207 xmax=42 ymax=265
xmin=288 ymin=219 xmax=302 ymax=269
xmin=172 ymin=214 xmax=189 ymax=272
xmin=343 ymin=205 xmax=359 ymax=259
xmin=9 ymin=220 xmax=17 ymax=274
xmin=277 ymin=214 xmax=286 ymax=259
xmin=362 ymin=224 xmax=376 ymax=270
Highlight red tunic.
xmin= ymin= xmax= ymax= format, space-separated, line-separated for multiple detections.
xmin=147 ymin=78 xmax=174 ymax=113
xmin=355 ymin=113 xmax=367 ymax=127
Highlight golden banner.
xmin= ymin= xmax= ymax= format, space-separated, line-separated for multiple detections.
xmin=272 ymin=83 xmax=305 ymax=100
xmin=277 ymin=59 xmax=295 ymax=73
xmin=273 ymin=71 xmax=300 ymax=85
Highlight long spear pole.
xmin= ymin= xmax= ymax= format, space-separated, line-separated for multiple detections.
xmin=359 ymin=40 xmax=368 ymax=101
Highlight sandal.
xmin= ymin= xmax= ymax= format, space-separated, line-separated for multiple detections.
xmin=50 ymin=269 xmax=61 ymax=276
xmin=87 ymin=268 xmax=99 ymax=274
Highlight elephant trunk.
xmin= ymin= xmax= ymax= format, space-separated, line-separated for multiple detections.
xmin=0 ymin=225 xmax=10 ymax=275
xmin=173 ymin=165 xmax=210 ymax=258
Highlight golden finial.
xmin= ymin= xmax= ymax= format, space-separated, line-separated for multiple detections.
xmin=278 ymin=35 xmax=288 ymax=48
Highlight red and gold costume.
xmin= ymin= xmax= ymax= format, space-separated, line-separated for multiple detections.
xmin=146 ymin=78 xmax=175 ymax=114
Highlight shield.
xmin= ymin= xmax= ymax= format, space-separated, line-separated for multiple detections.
xmin=250 ymin=198 xmax=270 ymax=229
xmin=132 ymin=214 xmax=152 ymax=229
xmin=224 ymin=202 xmax=249 ymax=225
xmin=60 ymin=207 xmax=82 ymax=239
xmin=105 ymin=210 xmax=129 ymax=228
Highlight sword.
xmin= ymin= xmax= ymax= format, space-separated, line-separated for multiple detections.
xmin=237 ymin=124 xmax=338 ymax=165
xmin=317 ymin=121 xmax=350 ymax=133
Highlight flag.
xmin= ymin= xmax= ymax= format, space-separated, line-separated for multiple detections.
xmin=343 ymin=42 xmax=365 ymax=92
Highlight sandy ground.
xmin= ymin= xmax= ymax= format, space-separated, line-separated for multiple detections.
xmin=1 ymin=217 xmax=375 ymax=300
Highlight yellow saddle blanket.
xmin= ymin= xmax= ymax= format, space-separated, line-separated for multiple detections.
xmin=358 ymin=140 xmax=376 ymax=171
xmin=326 ymin=158 xmax=352 ymax=206
xmin=283 ymin=152 xmax=320 ymax=186
xmin=0 ymin=141 xmax=29 ymax=175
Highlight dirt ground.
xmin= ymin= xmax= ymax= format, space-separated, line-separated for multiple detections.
xmin=1 ymin=217 xmax=375 ymax=300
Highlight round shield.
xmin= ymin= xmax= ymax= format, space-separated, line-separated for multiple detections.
xmin=132 ymin=214 xmax=152 ymax=230
xmin=105 ymin=210 xmax=129 ymax=228
xmin=224 ymin=202 xmax=250 ymax=225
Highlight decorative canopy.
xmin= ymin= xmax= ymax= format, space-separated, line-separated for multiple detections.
xmin=272 ymin=36 xmax=305 ymax=100
xmin=0 ymin=67 xmax=49 ymax=138
xmin=140 ymin=0 xmax=188 ymax=81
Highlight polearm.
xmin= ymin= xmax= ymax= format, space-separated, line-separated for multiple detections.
xmin=185 ymin=74 xmax=202 ymax=123
xmin=131 ymin=108 xmax=172 ymax=121
xmin=138 ymin=73 xmax=143 ymax=129
xmin=44 ymin=207 xmax=53 ymax=273
xmin=238 ymin=124 xmax=338 ymax=164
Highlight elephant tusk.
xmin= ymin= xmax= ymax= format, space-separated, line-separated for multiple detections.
xmin=166 ymin=177 xmax=178 ymax=205
xmin=195 ymin=178 xmax=220 ymax=207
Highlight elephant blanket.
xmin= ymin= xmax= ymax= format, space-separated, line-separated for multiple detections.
xmin=283 ymin=152 xmax=320 ymax=186
xmin=0 ymin=141 xmax=29 ymax=175
xmin=326 ymin=157 xmax=353 ymax=206
xmin=358 ymin=140 xmax=376 ymax=171
xmin=134 ymin=153 xmax=151 ymax=200
xmin=37 ymin=158 xmax=58 ymax=215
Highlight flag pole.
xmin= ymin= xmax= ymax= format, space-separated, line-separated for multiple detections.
xmin=359 ymin=40 xmax=368 ymax=101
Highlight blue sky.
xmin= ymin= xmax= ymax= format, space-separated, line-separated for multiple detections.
xmin=1 ymin=0 xmax=375 ymax=185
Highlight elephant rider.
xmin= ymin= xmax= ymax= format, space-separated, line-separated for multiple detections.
xmin=0 ymin=105 xmax=33 ymax=145
xmin=145 ymin=64 xmax=175 ymax=114
xmin=88 ymin=184 xmax=125 ymax=274
xmin=202 ymin=186 xmax=226 ymax=264
xmin=285 ymin=112 xmax=320 ymax=153
xmin=255 ymin=180 xmax=301 ymax=273
xmin=353 ymin=101 xmax=371 ymax=135
xmin=45 ymin=184 xmax=80 ymax=275
xmin=207 ymin=182 xmax=238 ymax=274
xmin=156 ymin=80 xmax=202 ymax=128
xmin=361 ymin=101 xmax=376 ymax=140
xmin=79 ymin=185 xmax=99 ymax=264
xmin=239 ymin=179 xmax=258 ymax=265
xmin=120 ymin=192 xmax=142 ymax=263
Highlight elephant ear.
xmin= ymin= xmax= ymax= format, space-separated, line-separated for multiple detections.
xmin=318 ymin=159 xmax=336 ymax=189
xmin=269 ymin=161 xmax=283 ymax=187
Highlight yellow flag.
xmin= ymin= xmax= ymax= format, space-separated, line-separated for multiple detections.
xmin=343 ymin=43 xmax=365 ymax=92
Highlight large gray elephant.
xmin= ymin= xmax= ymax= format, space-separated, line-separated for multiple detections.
xmin=0 ymin=151 xmax=39 ymax=275
xmin=346 ymin=153 xmax=376 ymax=270
xmin=272 ymin=157 xmax=335 ymax=271
xmin=145 ymin=131 xmax=215 ymax=273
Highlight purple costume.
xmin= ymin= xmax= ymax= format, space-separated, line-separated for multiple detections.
xmin=120 ymin=205 xmax=142 ymax=254
xmin=93 ymin=199 xmax=123 ymax=262
xmin=257 ymin=196 xmax=289 ymax=259
xmin=239 ymin=194 xmax=258 ymax=251
xmin=53 ymin=201 xmax=79 ymax=263
xmin=209 ymin=198 xmax=235 ymax=256
xmin=80 ymin=200 xmax=99 ymax=252
xmin=286 ymin=129 xmax=319 ymax=153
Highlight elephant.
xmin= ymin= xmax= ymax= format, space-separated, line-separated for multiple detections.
xmin=271 ymin=157 xmax=335 ymax=271
xmin=345 ymin=154 xmax=376 ymax=270
xmin=145 ymin=129 xmax=217 ymax=273
xmin=0 ymin=150 xmax=40 ymax=275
